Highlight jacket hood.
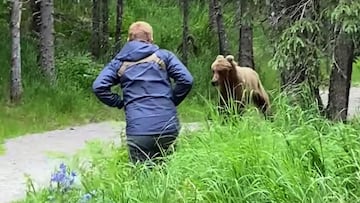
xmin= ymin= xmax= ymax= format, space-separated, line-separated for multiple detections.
xmin=115 ymin=40 xmax=160 ymax=61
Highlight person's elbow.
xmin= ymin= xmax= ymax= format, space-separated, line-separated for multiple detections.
xmin=184 ymin=74 xmax=194 ymax=89
xmin=92 ymin=78 xmax=104 ymax=97
xmin=92 ymin=80 xmax=111 ymax=107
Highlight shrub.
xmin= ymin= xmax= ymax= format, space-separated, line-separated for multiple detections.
xmin=56 ymin=52 xmax=104 ymax=92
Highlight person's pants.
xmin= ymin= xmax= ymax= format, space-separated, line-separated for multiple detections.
xmin=126 ymin=134 xmax=178 ymax=165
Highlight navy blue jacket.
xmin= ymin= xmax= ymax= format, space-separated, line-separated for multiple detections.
xmin=92 ymin=40 xmax=193 ymax=136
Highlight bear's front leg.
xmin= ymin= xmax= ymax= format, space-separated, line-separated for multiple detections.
xmin=252 ymin=91 xmax=273 ymax=121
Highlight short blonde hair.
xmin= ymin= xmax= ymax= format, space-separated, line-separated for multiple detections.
xmin=127 ymin=21 xmax=153 ymax=43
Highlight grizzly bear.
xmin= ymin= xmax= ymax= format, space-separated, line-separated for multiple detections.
xmin=210 ymin=54 xmax=271 ymax=118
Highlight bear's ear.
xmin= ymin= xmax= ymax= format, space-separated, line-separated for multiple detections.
xmin=225 ymin=55 xmax=235 ymax=62
xmin=225 ymin=55 xmax=237 ymax=69
xmin=216 ymin=55 xmax=225 ymax=60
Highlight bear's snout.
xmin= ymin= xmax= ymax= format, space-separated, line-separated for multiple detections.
xmin=211 ymin=80 xmax=218 ymax=86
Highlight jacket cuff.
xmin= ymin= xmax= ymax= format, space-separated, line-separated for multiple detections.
xmin=117 ymin=99 xmax=124 ymax=109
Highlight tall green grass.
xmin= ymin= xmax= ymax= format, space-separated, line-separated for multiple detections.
xmin=19 ymin=94 xmax=360 ymax=203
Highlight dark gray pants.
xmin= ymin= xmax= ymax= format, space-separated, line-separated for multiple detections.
xmin=126 ymin=134 xmax=178 ymax=165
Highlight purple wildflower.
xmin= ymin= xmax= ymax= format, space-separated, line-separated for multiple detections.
xmin=79 ymin=193 xmax=92 ymax=203
xmin=50 ymin=163 xmax=77 ymax=192
xmin=59 ymin=163 xmax=66 ymax=170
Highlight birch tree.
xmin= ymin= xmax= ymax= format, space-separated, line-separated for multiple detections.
xmin=9 ymin=0 xmax=23 ymax=104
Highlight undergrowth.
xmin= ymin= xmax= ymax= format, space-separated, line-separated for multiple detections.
xmin=19 ymin=93 xmax=360 ymax=203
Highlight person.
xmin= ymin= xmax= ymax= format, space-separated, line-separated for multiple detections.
xmin=92 ymin=21 xmax=194 ymax=165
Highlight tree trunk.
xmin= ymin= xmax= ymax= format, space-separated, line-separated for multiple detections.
xmin=239 ymin=26 xmax=254 ymax=68
xmin=101 ymin=0 xmax=109 ymax=56
xmin=208 ymin=0 xmax=217 ymax=32
xmin=40 ymin=0 xmax=56 ymax=84
xmin=10 ymin=0 xmax=23 ymax=104
xmin=114 ymin=0 xmax=123 ymax=53
xmin=237 ymin=0 xmax=254 ymax=69
xmin=212 ymin=0 xmax=229 ymax=55
xmin=326 ymin=31 xmax=354 ymax=122
xmin=29 ymin=0 xmax=41 ymax=37
xmin=181 ymin=0 xmax=189 ymax=66
xmin=91 ymin=0 xmax=101 ymax=59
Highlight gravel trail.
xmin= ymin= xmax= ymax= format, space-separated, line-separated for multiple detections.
xmin=0 ymin=121 xmax=202 ymax=203
xmin=0 ymin=87 xmax=359 ymax=203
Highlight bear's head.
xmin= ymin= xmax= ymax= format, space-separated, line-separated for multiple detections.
xmin=210 ymin=55 xmax=237 ymax=86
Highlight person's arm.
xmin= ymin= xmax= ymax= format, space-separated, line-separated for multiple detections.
xmin=165 ymin=51 xmax=194 ymax=106
xmin=92 ymin=58 xmax=124 ymax=109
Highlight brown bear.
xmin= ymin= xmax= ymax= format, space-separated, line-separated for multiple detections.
xmin=210 ymin=54 xmax=271 ymax=118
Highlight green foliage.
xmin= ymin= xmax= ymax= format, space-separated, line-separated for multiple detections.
xmin=270 ymin=19 xmax=321 ymax=72
xmin=269 ymin=0 xmax=360 ymax=93
xmin=20 ymin=96 xmax=360 ymax=202
xmin=330 ymin=1 xmax=360 ymax=34
xmin=56 ymin=52 xmax=104 ymax=91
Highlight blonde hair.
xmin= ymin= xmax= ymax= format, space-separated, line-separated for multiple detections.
xmin=127 ymin=21 xmax=153 ymax=43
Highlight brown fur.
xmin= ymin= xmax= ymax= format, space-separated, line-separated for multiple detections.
xmin=210 ymin=55 xmax=271 ymax=117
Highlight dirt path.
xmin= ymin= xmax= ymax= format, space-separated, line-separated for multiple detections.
xmin=0 ymin=121 xmax=202 ymax=203
xmin=0 ymin=87 xmax=359 ymax=203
